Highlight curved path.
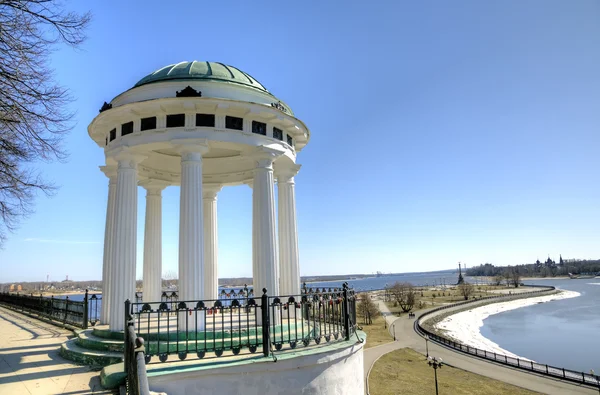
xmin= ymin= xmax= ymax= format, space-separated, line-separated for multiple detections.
xmin=363 ymin=299 xmax=597 ymax=395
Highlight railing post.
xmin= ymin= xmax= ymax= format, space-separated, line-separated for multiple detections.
xmin=50 ymin=296 xmax=54 ymax=319
xmin=124 ymin=299 xmax=131 ymax=369
xmin=261 ymin=289 xmax=270 ymax=358
xmin=83 ymin=289 xmax=89 ymax=329
xmin=342 ymin=283 xmax=351 ymax=341
xmin=563 ymin=367 xmax=565 ymax=378
xmin=64 ymin=296 xmax=69 ymax=324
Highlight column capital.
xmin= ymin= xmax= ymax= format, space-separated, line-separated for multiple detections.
xmin=203 ymin=184 xmax=222 ymax=199
xmin=108 ymin=147 xmax=146 ymax=167
xmin=276 ymin=164 xmax=301 ymax=183
xmin=243 ymin=179 xmax=253 ymax=190
xmin=173 ymin=138 xmax=210 ymax=160
xmin=99 ymin=165 xmax=117 ymax=180
xmin=246 ymin=146 xmax=285 ymax=169
xmin=139 ymin=179 xmax=170 ymax=195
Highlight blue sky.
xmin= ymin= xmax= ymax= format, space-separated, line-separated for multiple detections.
xmin=1 ymin=0 xmax=599 ymax=282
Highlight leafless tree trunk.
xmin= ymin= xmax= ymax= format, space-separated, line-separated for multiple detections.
xmin=162 ymin=270 xmax=178 ymax=289
xmin=0 ymin=1 xmax=91 ymax=245
xmin=357 ymin=293 xmax=379 ymax=325
xmin=493 ymin=274 xmax=503 ymax=286
xmin=511 ymin=269 xmax=521 ymax=288
xmin=390 ymin=282 xmax=416 ymax=312
xmin=503 ymin=270 xmax=512 ymax=287
xmin=458 ymin=282 xmax=474 ymax=300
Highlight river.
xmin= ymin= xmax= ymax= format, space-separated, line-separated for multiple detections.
xmin=479 ymin=278 xmax=600 ymax=374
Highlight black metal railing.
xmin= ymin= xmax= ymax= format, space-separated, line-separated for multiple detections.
xmin=0 ymin=289 xmax=101 ymax=329
xmin=124 ymin=315 xmax=150 ymax=395
xmin=127 ymin=284 xmax=358 ymax=364
xmin=415 ymin=287 xmax=600 ymax=390
xmin=132 ymin=286 xmax=256 ymax=313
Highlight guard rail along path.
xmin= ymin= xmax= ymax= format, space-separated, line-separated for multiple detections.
xmin=0 ymin=290 xmax=101 ymax=329
xmin=414 ymin=285 xmax=600 ymax=391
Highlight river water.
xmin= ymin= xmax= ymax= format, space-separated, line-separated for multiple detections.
xmin=479 ymin=278 xmax=600 ymax=374
xmin=306 ymin=270 xmax=466 ymax=291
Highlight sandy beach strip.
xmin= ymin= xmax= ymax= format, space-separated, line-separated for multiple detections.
xmin=434 ymin=289 xmax=581 ymax=360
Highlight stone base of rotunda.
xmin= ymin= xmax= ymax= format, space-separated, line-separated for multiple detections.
xmin=146 ymin=333 xmax=365 ymax=395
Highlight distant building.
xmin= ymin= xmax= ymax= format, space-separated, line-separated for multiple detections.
xmin=9 ymin=284 xmax=15 ymax=292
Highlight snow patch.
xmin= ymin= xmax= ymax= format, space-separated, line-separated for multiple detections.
xmin=434 ymin=290 xmax=581 ymax=360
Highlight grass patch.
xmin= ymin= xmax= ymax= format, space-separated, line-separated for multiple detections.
xmin=369 ymin=348 xmax=541 ymax=395
xmin=359 ymin=315 xmax=393 ymax=349
xmin=383 ymin=285 xmax=511 ymax=315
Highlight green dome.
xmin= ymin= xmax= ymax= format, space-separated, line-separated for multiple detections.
xmin=134 ymin=61 xmax=269 ymax=93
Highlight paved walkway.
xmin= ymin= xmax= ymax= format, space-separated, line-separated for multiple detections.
xmin=363 ymin=297 xmax=597 ymax=395
xmin=0 ymin=306 xmax=114 ymax=395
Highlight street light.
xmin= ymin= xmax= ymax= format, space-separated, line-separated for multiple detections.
xmin=425 ymin=334 xmax=429 ymax=357
xmin=428 ymin=356 xmax=443 ymax=395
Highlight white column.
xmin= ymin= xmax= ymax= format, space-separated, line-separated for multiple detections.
xmin=249 ymin=180 xmax=260 ymax=297
xmin=252 ymin=151 xmax=280 ymax=297
xmin=277 ymin=165 xmax=301 ymax=296
xmin=178 ymin=143 xmax=209 ymax=330
xmin=100 ymin=166 xmax=117 ymax=325
xmin=109 ymin=152 xmax=143 ymax=332
xmin=244 ymin=180 xmax=260 ymax=298
xmin=203 ymin=184 xmax=222 ymax=301
xmin=141 ymin=181 xmax=168 ymax=303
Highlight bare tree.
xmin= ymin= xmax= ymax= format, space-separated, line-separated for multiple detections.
xmin=357 ymin=293 xmax=379 ymax=325
xmin=458 ymin=282 xmax=474 ymax=300
xmin=503 ymin=270 xmax=512 ymax=287
xmin=390 ymin=282 xmax=416 ymax=312
xmin=493 ymin=274 xmax=503 ymax=286
xmin=0 ymin=1 xmax=91 ymax=245
xmin=162 ymin=270 xmax=178 ymax=289
xmin=511 ymin=269 xmax=521 ymax=288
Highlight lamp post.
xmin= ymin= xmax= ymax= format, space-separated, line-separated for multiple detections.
xmin=428 ymin=356 xmax=443 ymax=395
xmin=392 ymin=323 xmax=396 ymax=341
xmin=425 ymin=334 xmax=429 ymax=357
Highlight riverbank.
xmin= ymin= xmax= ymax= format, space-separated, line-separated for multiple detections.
xmin=434 ymin=289 xmax=580 ymax=359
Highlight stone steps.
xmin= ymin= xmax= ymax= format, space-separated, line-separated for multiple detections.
xmin=77 ymin=329 xmax=124 ymax=352
xmin=60 ymin=338 xmax=123 ymax=367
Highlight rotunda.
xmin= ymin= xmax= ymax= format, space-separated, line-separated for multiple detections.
xmin=88 ymin=61 xmax=309 ymax=332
